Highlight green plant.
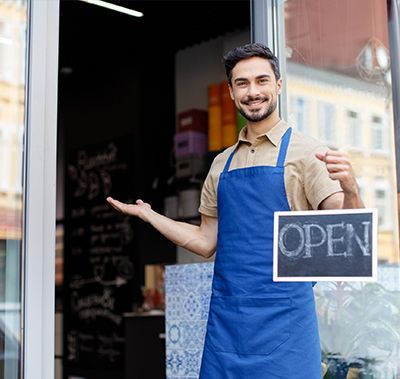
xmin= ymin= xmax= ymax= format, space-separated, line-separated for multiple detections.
xmin=315 ymin=281 xmax=400 ymax=378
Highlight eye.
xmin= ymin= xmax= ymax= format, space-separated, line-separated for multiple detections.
xmin=236 ymin=81 xmax=247 ymax=87
xmin=258 ymin=78 xmax=269 ymax=85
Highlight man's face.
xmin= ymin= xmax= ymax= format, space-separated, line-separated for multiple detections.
xmin=229 ymin=57 xmax=282 ymax=122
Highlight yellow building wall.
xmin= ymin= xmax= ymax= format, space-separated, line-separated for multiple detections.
xmin=287 ymin=72 xmax=399 ymax=263
xmin=0 ymin=2 xmax=26 ymax=236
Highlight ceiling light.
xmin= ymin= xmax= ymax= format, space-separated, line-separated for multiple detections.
xmin=80 ymin=0 xmax=143 ymax=18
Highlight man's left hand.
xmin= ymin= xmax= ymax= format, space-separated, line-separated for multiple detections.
xmin=315 ymin=150 xmax=358 ymax=195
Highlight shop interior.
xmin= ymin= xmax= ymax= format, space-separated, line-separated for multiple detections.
xmin=55 ymin=1 xmax=250 ymax=378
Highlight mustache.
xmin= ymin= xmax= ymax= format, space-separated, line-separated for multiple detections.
xmin=241 ymin=95 xmax=269 ymax=105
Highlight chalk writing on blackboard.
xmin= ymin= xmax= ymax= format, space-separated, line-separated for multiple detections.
xmin=64 ymin=137 xmax=139 ymax=372
xmin=273 ymin=208 xmax=378 ymax=282
xmin=67 ymin=143 xmax=128 ymax=200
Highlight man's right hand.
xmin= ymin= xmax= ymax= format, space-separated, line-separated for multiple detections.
xmin=106 ymin=196 xmax=218 ymax=258
xmin=106 ymin=197 xmax=152 ymax=222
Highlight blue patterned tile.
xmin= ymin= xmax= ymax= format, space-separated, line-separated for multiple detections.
xmin=165 ymin=263 xmax=214 ymax=379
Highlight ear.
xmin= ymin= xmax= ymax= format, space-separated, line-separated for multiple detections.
xmin=228 ymin=84 xmax=235 ymax=100
xmin=276 ymin=78 xmax=283 ymax=95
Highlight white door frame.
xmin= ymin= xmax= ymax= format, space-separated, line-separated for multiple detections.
xmin=251 ymin=0 xmax=287 ymax=119
xmin=23 ymin=0 xmax=60 ymax=378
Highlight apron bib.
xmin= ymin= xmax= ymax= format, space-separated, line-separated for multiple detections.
xmin=199 ymin=128 xmax=321 ymax=379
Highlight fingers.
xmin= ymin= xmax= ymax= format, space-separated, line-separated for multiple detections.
xmin=107 ymin=197 xmax=127 ymax=213
xmin=315 ymin=150 xmax=350 ymax=164
xmin=328 ymin=171 xmax=352 ymax=181
xmin=322 ymin=152 xmax=351 ymax=175
xmin=136 ymin=199 xmax=151 ymax=209
xmin=316 ymin=150 xmax=358 ymax=194
xmin=326 ymin=163 xmax=348 ymax=173
xmin=315 ymin=151 xmax=326 ymax=162
xmin=107 ymin=197 xmax=151 ymax=218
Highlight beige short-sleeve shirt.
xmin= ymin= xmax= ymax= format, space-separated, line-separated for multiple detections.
xmin=199 ymin=120 xmax=342 ymax=218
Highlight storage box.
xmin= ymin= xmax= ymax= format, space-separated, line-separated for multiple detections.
xmin=174 ymin=131 xmax=207 ymax=157
xmin=175 ymin=154 xmax=207 ymax=179
xmin=178 ymin=109 xmax=208 ymax=133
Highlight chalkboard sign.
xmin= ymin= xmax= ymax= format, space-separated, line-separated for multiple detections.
xmin=273 ymin=208 xmax=378 ymax=282
xmin=64 ymin=136 xmax=142 ymax=377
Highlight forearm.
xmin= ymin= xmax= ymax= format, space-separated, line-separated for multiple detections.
xmin=342 ymin=191 xmax=365 ymax=209
xmin=143 ymin=208 xmax=216 ymax=258
xmin=320 ymin=190 xmax=365 ymax=210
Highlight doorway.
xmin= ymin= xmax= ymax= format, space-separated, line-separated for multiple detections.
xmin=56 ymin=1 xmax=250 ymax=378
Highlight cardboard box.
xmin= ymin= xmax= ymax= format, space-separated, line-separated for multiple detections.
xmin=178 ymin=109 xmax=208 ymax=133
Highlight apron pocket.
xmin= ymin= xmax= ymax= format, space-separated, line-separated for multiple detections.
xmin=206 ymin=296 xmax=292 ymax=356
xmin=238 ymin=297 xmax=292 ymax=355
xmin=206 ymin=296 xmax=241 ymax=354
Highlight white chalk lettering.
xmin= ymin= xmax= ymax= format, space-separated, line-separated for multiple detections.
xmin=346 ymin=221 xmax=371 ymax=256
xmin=327 ymin=222 xmax=347 ymax=257
xmin=278 ymin=220 xmax=371 ymax=258
xmin=303 ymin=224 xmax=326 ymax=258
xmin=279 ymin=223 xmax=305 ymax=258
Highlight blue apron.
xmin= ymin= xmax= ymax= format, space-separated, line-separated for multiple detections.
xmin=199 ymin=128 xmax=321 ymax=379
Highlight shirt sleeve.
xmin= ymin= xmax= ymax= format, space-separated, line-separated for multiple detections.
xmin=198 ymin=161 xmax=218 ymax=218
xmin=303 ymin=145 xmax=343 ymax=209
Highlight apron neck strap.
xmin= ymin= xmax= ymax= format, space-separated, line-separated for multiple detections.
xmin=223 ymin=144 xmax=238 ymax=173
xmin=276 ymin=127 xmax=292 ymax=167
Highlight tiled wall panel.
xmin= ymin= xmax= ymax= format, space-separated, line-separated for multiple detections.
xmin=165 ymin=263 xmax=214 ymax=379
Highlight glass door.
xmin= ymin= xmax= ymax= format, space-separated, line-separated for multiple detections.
xmin=252 ymin=0 xmax=400 ymax=377
xmin=0 ymin=0 xmax=28 ymax=377
xmin=0 ymin=0 xmax=61 ymax=378
xmin=282 ymin=0 xmax=400 ymax=377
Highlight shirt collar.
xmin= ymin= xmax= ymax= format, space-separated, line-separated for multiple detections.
xmin=238 ymin=119 xmax=290 ymax=147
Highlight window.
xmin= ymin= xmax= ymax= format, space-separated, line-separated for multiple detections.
xmin=356 ymin=177 xmax=366 ymax=201
xmin=374 ymin=183 xmax=391 ymax=229
xmin=347 ymin=110 xmax=361 ymax=149
xmin=289 ymin=96 xmax=307 ymax=134
xmin=318 ymin=102 xmax=335 ymax=142
xmin=371 ymin=115 xmax=387 ymax=153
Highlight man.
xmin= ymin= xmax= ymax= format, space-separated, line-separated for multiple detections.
xmin=107 ymin=43 xmax=363 ymax=378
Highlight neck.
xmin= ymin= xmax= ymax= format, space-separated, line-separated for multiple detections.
xmin=246 ymin=112 xmax=281 ymax=143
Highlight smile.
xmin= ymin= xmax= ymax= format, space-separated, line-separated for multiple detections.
xmin=242 ymin=97 xmax=269 ymax=107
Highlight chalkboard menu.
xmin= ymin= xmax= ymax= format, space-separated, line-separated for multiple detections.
xmin=273 ymin=208 xmax=378 ymax=282
xmin=64 ymin=136 xmax=142 ymax=378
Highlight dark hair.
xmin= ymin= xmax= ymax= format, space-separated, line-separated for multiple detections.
xmin=223 ymin=42 xmax=281 ymax=84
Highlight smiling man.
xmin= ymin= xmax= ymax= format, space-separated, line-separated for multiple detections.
xmin=107 ymin=42 xmax=363 ymax=378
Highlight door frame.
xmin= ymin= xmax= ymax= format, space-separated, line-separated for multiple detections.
xmin=23 ymin=0 xmax=60 ymax=378
xmin=251 ymin=0 xmax=287 ymax=119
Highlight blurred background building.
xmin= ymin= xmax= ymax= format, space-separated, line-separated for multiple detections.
xmin=285 ymin=0 xmax=399 ymax=264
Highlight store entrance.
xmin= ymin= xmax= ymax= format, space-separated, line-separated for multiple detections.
xmin=55 ymin=1 xmax=250 ymax=378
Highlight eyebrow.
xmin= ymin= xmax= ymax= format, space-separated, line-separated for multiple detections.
xmin=233 ymin=74 xmax=272 ymax=83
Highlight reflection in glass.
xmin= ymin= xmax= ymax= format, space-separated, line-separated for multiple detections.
xmin=0 ymin=0 xmax=27 ymax=377
xmin=284 ymin=0 xmax=399 ymax=377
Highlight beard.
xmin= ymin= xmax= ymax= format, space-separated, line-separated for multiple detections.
xmin=237 ymin=95 xmax=277 ymax=122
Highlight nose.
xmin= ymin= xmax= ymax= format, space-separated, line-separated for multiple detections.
xmin=247 ymin=82 xmax=260 ymax=97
